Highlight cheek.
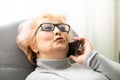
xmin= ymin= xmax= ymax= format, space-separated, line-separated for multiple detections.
xmin=64 ymin=34 xmax=69 ymax=43
xmin=36 ymin=31 xmax=53 ymax=40
xmin=35 ymin=32 xmax=53 ymax=48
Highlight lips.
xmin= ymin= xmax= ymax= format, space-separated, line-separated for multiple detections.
xmin=55 ymin=37 xmax=64 ymax=41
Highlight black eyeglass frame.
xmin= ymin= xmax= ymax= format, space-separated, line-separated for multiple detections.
xmin=34 ymin=23 xmax=70 ymax=35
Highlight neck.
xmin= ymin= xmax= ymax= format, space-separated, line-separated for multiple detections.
xmin=36 ymin=58 xmax=71 ymax=70
xmin=37 ymin=51 xmax=67 ymax=59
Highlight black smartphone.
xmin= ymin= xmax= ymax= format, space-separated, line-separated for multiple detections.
xmin=67 ymin=41 xmax=81 ymax=57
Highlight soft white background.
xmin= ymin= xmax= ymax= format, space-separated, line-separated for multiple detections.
xmin=0 ymin=0 xmax=120 ymax=62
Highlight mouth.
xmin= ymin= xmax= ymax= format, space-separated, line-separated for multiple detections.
xmin=55 ymin=37 xmax=64 ymax=41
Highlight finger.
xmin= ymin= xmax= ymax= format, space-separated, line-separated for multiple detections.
xmin=72 ymin=37 xmax=88 ymax=46
xmin=71 ymin=37 xmax=78 ymax=41
xmin=78 ymin=50 xmax=83 ymax=55
xmin=70 ymin=55 xmax=85 ymax=64
xmin=69 ymin=55 xmax=79 ymax=63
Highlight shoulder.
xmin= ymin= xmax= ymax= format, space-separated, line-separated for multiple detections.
xmin=25 ymin=70 xmax=45 ymax=80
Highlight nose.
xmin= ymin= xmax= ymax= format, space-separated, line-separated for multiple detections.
xmin=53 ymin=26 xmax=61 ymax=35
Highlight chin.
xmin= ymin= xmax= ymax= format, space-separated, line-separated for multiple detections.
xmin=56 ymin=44 xmax=68 ymax=51
xmin=54 ymin=41 xmax=68 ymax=49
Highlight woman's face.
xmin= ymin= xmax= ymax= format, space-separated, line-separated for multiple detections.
xmin=33 ymin=18 xmax=70 ymax=59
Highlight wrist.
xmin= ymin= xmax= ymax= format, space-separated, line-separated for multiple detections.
xmin=85 ymin=50 xmax=98 ymax=66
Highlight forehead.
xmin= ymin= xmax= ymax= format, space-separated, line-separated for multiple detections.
xmin=35 ymin=15 xmax=66 ymax=26
xmin=40 ymin=18 xmax=64 ymax=24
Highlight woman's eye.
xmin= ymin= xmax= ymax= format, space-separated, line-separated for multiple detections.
xmin=59 ymin=25 xmax=66 ymax=31
xmin=45 ymin=26 xmax=52 ymax=29
xmin=43 ymin=25 xmax=53 ymax=31
xmin=60 ymin=27 xmax=66 ymax=31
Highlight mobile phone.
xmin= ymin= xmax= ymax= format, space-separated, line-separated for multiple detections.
xmin=67 ymin=41 xmax=81 ymax=57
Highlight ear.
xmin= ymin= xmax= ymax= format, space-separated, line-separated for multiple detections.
xmin=30 ymin=40 xmax=39 ymax=53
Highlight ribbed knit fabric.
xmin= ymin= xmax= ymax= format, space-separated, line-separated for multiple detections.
xmin=26 ymin=51 xmax=120 ymax=80
xmin=36 ymin=58 xmax=71 ymax=70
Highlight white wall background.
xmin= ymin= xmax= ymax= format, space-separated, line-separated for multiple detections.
xmin=115 ymin=0 xmax=120 ymax=62
xmin=0 ymin=0 xmax=119 ymax=62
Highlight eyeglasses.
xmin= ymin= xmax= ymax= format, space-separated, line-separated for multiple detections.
xmin=34 ymin=23 xmax=70 ymax=35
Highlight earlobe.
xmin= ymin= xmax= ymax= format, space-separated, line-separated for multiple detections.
xmin=32 ymin=47 xmax=39 ymax=53
xmin=30 ymin=41 xmax=39 ymax=53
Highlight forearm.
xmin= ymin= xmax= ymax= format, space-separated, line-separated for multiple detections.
xmin=86 ymin=51 xmax=120 ymax=80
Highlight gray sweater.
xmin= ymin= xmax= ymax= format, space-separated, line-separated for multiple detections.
xmin=26 ymin=51 xmax=120 ymax=80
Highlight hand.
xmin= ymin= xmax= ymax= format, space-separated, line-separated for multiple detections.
xmin=69 ymin=37 xmax=94 ymax=64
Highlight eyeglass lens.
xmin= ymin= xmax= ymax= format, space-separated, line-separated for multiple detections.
xmin=41 ymin=23 xmax=69 ymax=32
xmin=42 ymin=24 xmax=54 ymax=31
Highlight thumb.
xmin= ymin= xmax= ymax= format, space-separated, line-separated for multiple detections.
xmin=69 ymin=55 xmax=84 ymax=64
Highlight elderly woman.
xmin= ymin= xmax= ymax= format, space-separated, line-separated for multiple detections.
xmin=17 ymin=14 xmax=120 ymax=80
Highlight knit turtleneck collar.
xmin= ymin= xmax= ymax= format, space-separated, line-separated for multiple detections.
xmin=36 ymin=58 xmax=71 ymax=70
